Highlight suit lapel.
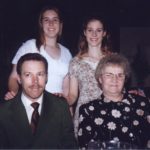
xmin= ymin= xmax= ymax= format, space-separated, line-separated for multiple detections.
xmin=10 ymin=93 xmax=33 ymax=143
xmin=35 ymin=91 xmax=53 ymax=136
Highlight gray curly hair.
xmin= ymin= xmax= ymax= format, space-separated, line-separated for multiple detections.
xmin=95 ymin=53 xmax=131 ymax=81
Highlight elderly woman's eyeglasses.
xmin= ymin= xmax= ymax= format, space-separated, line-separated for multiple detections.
xmin=101 ymin=73 xmax=125 ymax=81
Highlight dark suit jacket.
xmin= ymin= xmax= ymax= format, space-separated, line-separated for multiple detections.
xmin=0 ymin=91 xmax=77 ymax=149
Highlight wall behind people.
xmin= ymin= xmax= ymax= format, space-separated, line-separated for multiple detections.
xmin=120 ymin=27 xmax=150 ymax=88
xmin=0 ymin=0 xmax=38 ymax=99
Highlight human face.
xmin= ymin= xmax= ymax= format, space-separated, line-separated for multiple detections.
xmin=42 ymin=10 xmax=62 ymax=39
xmin=18 ymin=60 xmax=47 ymax=102
xmin=99 ymin=65 xmax=125 ymax=97
xmin=84 ymin=20 xmax=106 ymax=47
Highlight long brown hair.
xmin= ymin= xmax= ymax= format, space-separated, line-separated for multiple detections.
xmin=77 ymin=15 xmax=112 ymax=58
xmin=36 ymin=6 xmax=63 ymax=50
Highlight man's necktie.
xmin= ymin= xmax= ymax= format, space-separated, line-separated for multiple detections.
xmin=30 ymin=102 xmax=40 ymax=135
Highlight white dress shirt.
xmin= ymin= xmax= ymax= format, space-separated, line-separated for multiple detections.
xmin=21 ymin=93 xmax=43 ymax=124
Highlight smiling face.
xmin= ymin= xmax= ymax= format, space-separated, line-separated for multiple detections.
xmin=99 ymin=65 xmax=125 ymax=98
xmin=18 ymin=60 xmax=47 ymax=102
xmin=41 ymin=10 xmax=62 ymax=39
xmin=84 ymin=19 xmax=106 ymax=48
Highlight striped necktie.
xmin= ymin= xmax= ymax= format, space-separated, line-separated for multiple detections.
xmin=30 ymin=102 xmax=40 ymax=135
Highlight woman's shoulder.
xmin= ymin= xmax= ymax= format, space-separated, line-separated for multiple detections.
xmin=80 ymin=99 xmax=100 ymax=112
xmin=69 ymin=57 xmax=82 ymax=69
xmin=126 ymin=92 xmax=150 ymax=108
xmin=59 ymin=43 xmax=72 ymax=59
xmin=22 ymin=39 xmax=36 ymax=46
xmin=12 ymin=39 xmax=37 ymax=64
xmin=17 ymin=39 xmax=38 ymax=54
xmin=59 ymin=43 xmax=68 ymax=50
xmin=129 ymin=92 xmax=149 ymax=101
xmin=71 ymin=56 xmax=82 ymax=63
xmin=59 ymin=43 xmax=71 ymax=53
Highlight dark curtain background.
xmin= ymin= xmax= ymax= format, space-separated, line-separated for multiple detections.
xmin=0 ymin=0 xmax=150 ymax=99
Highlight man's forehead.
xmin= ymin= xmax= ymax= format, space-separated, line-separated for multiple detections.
xmin=21 ymin=61 xmax=45 ymax=71
xmin=22 ymin=60 xmax=44 ymax=66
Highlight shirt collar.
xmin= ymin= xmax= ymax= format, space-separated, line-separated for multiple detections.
xmin=21 ymin=92 xmax=43 ymax=111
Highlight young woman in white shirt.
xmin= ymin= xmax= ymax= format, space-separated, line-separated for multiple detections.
xmin=5 ymin=6 xmax=72 ymax=100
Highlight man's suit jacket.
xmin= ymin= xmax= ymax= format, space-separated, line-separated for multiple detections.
xmin=0 ymin=91 xmax=77 ymax=149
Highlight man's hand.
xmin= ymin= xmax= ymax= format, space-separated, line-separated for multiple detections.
xmin=4 ymin=91 xmax=17 ymax=100
xmin=52 ymin=93 xmax=64 ymax=97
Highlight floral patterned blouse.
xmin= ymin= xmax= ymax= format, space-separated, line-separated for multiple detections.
xmin=78 ymin=92 xmax=150 ymax=149
xmin=69 ymin=57 xmax=102 ymax=137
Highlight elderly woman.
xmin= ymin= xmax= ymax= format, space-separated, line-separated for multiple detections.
xmin=78 ymin=53 xmax=150 ymax=149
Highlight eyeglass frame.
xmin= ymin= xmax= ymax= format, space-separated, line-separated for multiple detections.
xmin=100 ymin=72 xmax=126 ymax=81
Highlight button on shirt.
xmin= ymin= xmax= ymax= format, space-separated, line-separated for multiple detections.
xmin=21 ymin=93 xmax=43 ymax=124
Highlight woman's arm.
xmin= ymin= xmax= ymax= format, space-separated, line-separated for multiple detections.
xmin=4 ymin=65 xmax=19 ymax=100
xmin=67 ymin=75 xmax=79 ymax=106
xmin=62 ymin=74 xmax=70 ymax=98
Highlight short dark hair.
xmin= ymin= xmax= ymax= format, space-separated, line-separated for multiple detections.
xmin=17 ymin=53 xmax=48 ymax=75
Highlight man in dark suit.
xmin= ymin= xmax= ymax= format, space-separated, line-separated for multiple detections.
xmin=0 ymin=53 xmax=77 ymax=149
